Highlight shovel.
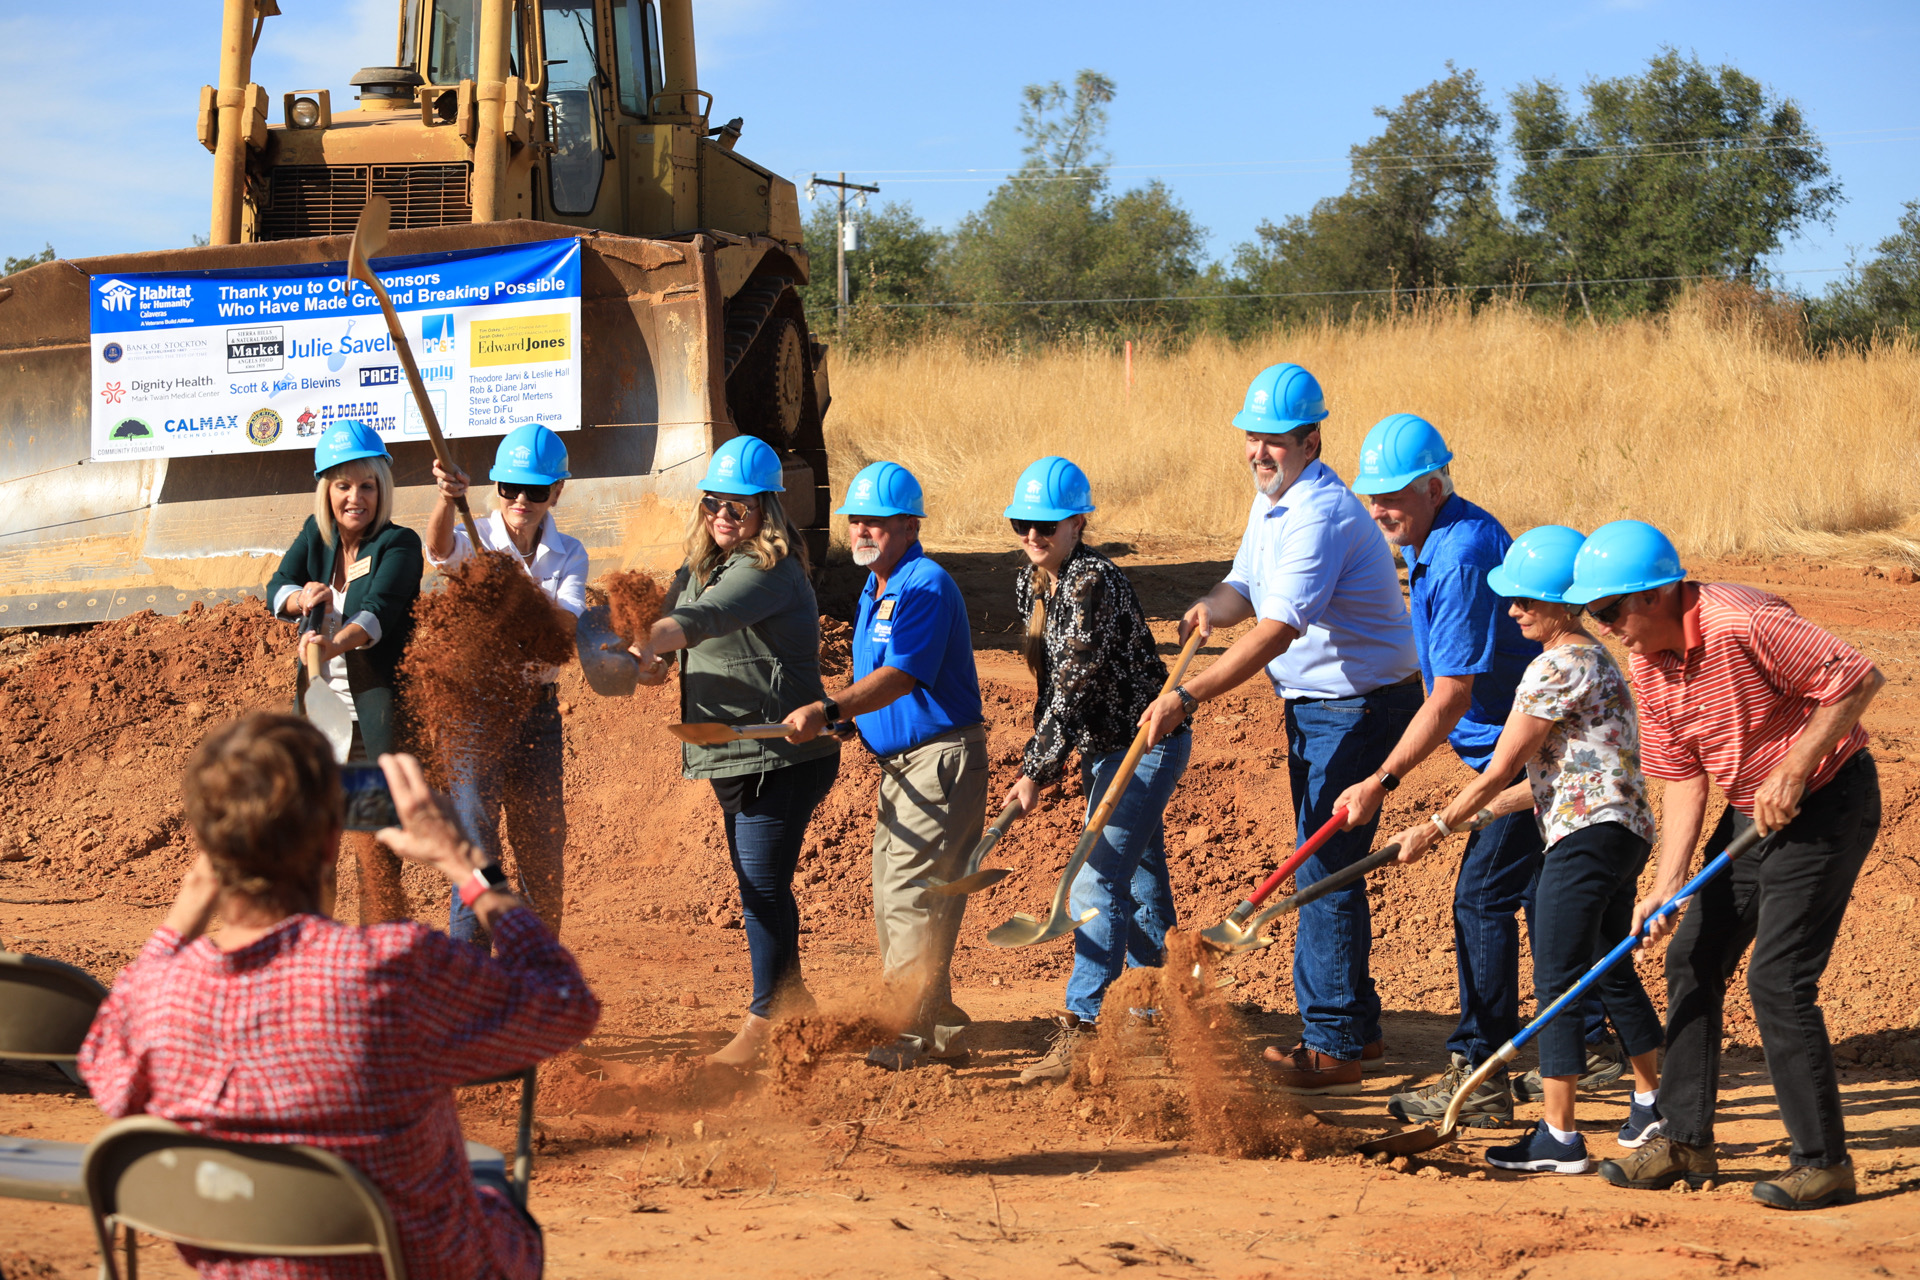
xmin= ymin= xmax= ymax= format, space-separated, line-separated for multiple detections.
xmin=925 ymin=799 xmax=1023 ymax=899
xmin=1357 ymin=823 xmax=1767 ymax=1158
xmin=1198 ymin=806 xmax=1350 ymax=951
xmin=347 ymin=194 xmax=482 ymax=549
xmin=668 ymin=722 xmax=794 ymax=745
xmin=1207 ymin=808 xmax=1499 ymax=955
xmin=297 ymin=616 xmax=356 ymax=764
xmin=987 ymin=628 xmax=1205 ymax=948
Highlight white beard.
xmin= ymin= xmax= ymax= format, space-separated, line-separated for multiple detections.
xmin=1252 ymin=462 xmax=1286 ymax=497
xmin=852 ymin=544 xmax=881 ymax=566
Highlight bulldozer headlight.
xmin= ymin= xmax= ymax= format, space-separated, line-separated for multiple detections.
xmin=290 ymin=96 xmax=322 ymax=129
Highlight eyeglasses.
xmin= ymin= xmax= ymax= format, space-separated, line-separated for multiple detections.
xmin=701 ymin=494 xmax=760 ymax=521
xmin=497 ymin=482 xmax=552 ymax=503
xmin=1586 ymin=595 xmax=1629 ymax=626
xmin=1010 ymin=518 xmax=1059 ymax=537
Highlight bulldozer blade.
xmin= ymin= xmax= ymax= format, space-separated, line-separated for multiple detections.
xmin=667 ymin=722 xmax=792 ymax=745
xmin=925 ymin=867 xmax=1013 ymax=899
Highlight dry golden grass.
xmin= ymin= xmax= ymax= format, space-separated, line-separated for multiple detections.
xmin=823 ymin=295 xmax=1920 ymax=564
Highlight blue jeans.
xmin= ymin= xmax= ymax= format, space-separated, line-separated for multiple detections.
xmin=1285 ymin=681 xmax=1422 ymax=1061
xmin=717 ymin=754 xmax=840 ymax=1018
xmin=448 ymin=688 xmax=567 ymax=943
xmin=1446 ymin=784 xmax=1547 ymax=1066
xmin=1065 ymin=728 xmax=1192 ymax=1022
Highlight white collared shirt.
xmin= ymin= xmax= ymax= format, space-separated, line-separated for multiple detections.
xmin=427 ymin=510 xmax=589 ymax=686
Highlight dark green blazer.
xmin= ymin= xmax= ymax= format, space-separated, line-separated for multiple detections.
xmin=267 ymin=516 xmax=424 ymax=755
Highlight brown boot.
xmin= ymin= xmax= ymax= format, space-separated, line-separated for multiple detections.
xmin=1596 ymin=1134 xmax=1717 ymax=1190
xmin=1262 ymin=1042 xmax=1362 ymax=1096
xmin=1752 ymin=1159 xmax=1856 ymax=1210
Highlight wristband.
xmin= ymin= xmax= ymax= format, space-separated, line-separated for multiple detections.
xmin=1428 ymin=813 xmax=1453 ymax=838
xmin=458 ymin=863 xmax=509 ymax=908
xmin=1174 ymin=685 xmax=1198 ymax=715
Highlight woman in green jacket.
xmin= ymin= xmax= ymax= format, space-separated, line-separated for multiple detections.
xmin=629 ymin=435 xmax=839 ymax=1066
xmin=266 ymin=419 xmax=424 ymax=919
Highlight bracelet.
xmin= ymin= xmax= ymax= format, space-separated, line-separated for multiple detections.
xmin=1428 ymin=813 xmax=1453 ymax=838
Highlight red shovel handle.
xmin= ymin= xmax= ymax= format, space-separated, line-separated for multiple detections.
xmin=1245 ymin=806 xmax=1349 ymax=910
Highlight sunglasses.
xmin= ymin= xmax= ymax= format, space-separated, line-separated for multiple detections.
xmin=1010 ymin=518 xmax=1060 ymax=537
xmin=497 ymin=482 xmax=552 ymax=503
xmin=1586 ymin=595 xmax=1630 ymax=626
xmin=701 ymin=494 xmax=760 ymax=521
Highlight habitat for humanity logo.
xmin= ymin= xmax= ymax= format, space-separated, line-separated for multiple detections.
xmin=422 ymin=314 xmax=455 ymax=355
xmin=98 ymin=279 xmax=137 ymax=312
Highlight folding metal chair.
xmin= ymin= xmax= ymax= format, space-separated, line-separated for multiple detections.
xmin=0 ymin=950 xmax=107 ymax=1207
xmin=460 ymin=1065 xmax=538 ymax=1208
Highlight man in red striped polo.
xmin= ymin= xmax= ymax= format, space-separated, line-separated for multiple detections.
xmin=1565 ymin=521 xmax=1883 ymax=1210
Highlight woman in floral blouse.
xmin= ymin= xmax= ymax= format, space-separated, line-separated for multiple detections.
xmin=1000 ymin=458 xmax=1191 ymax=1085
xmin=1389 ymin=525 xmax=1663 ymax=1175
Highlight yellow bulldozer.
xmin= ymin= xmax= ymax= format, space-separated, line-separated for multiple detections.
xmin=0 ymin=0 xmax=831 ymax=630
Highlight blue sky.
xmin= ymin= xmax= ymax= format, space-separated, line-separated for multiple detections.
xmin=5 ymin=0 xmax=1915 ymax=291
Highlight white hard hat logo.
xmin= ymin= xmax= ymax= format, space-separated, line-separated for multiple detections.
xmin=719 ymin=456 xmax=735 ymax=473
xmin=1253 ymin=390 xmax=1270 ymax=405
xmin=1026 ymin=479 xmax=1041 ymax=494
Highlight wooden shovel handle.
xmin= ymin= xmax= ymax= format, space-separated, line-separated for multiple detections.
xmin=305 ymin=638 xmax=323 ymax=680
xmin=1081 ymin=628 xmax=1206 ymax=837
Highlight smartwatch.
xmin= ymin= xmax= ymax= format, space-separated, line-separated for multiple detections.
xmin=458 ymin=863 xmax=510 ymax=908
xmin=820 ymin=696 xmax=841 ymax=724
xmin=1174 ymin=685 xmax=1198 ymax=715
xmin=1377 ymin=770 xmax=1401 ymax=792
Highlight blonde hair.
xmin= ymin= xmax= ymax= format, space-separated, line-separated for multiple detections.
xmin=1021 ymin=516 xmax=1086 ymax=680
xmin=314 ymin=456 xmax=394 ymax=543
xmin=683 ymin=489 xmax=808 ymax=577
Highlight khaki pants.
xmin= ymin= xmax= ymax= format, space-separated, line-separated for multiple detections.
xmin=872 ymin=722 xmax=989 ymax=1056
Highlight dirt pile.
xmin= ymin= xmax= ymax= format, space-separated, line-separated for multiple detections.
xmin=601 ymin=570 xmax=666 ymax=648
xmin=399 ymin=550 xmax=575 ymax=775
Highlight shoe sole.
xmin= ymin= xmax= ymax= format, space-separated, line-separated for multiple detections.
xmin=1487 ymin=1155 xmax=1592 ymax=1174
xmin=1273 ymin=1080 xmax=1364 ymax=1097
xmin=1617 ymin=1124 xmax=1664 ymax=1149
xmin=1598 ymin=1167 xmax=1714 ymax=1191
xmin=1752 ymin=1187 xmax=1856 ymax=1211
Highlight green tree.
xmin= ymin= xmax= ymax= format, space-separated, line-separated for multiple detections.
xmin=4 ymin=243 xmax=56 ymax=276
xmin=1229 ymin=65 xmax=1523 ymax=325
xmin=1509 ymin=48 xmax=1840 ymax=315
xmin=1810 ymin=199 xmax=1920 ymax=345
xmin=798 ymin=198 xmax=947 ymax=339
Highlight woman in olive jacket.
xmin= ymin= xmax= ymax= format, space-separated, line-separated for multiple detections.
xmin=629 ymin=436 xmax=839 ymax=1067
xmin=266 ymin=420 xmax=424 ymax=919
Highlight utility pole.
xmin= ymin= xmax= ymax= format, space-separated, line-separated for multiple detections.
xmin=808 ymin=173 xmax=879 ymax=339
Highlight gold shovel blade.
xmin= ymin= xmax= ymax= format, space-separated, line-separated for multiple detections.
xmin=985 ymin=906 xmax=1099 ymax=948
xmin=925 ymin=868 xmax=1014 ymax=899
xmin=1355 ymin=1124 xmax=1452 ymax=1157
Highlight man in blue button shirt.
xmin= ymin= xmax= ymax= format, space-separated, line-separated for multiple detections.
xmin=1140 ymin=363 xmax=1421 ymax=1095
xmin=1338 ymin=412 xmax=1559 ymax=1127
xmin=783 ymin=461 xmax=987 ymax=1071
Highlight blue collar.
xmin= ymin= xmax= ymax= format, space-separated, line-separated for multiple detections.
xmin=863 ymin=541 xmax=926 ymax=597
xmin=1414 ymin=494 xmax=1466 ymax=568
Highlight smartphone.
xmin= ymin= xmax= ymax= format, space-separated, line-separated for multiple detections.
xmin=340 ymin=764 xmax=400 ymax=832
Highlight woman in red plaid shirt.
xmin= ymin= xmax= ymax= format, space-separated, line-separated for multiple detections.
xmin=80 ymin=713 xmax=602 ymax=1279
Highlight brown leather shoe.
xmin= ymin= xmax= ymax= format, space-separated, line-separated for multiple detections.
xmin=1753 ymin=1159 xmax=1856 ymax=1210
xmin=1262 ymin=1042 xmax=1363 ymax=1095
xmin=1596 ymin=1134 xmax=1717 ymax=1190
xmin=1361 ymin=1038 xmax=1387 ymax=1071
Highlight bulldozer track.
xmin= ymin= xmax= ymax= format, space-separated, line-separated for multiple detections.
xmin=722 ymin=274 xmax=797 ymax=381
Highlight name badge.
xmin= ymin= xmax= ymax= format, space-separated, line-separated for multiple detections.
xmin=875 ymin=598 xmax=896 ymax=620
xmin=345 ymin=555 xmax=372 ymax=583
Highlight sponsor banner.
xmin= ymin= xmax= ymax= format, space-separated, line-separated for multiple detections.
xmin=89 ymin=238 xmax=582 ymax=460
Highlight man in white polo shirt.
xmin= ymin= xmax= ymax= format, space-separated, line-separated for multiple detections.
xmin=1140 ymin=362 xmax=1419 ymax=1094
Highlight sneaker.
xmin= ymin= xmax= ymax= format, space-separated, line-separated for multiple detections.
xmin=1387 ymin=1053 xmax=1514 ymax=1126
xmin=1596 ymin=1134 xmax=1717 ymax=1190
xmin=1513 ymin=1037 xmax=1626 ymax=1103
xmin=1019 ymin=1016 xmax=1088 ymax=1085
xmin=1486 ymin=1121 xmax=1592 ymax=1174
xmin=1752 ymin=1160 xmax=1856 ymax=1211
xmin=1617 ymin=1098 xmax=1664 ymax=1148
xmin=1262 ymin=1043 xmax=1362 ymax=1096
xmin=865 ymin=1036 xmax=927 ymax=1072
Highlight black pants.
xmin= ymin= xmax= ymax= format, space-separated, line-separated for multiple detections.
xmin=1531 ymin=821 xmax=1662 ymax=1078
xmin=1660 ymin=751 xmax=1879 ymax=1166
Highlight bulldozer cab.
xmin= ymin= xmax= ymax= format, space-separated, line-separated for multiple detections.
xmin=0 ymin=0 xmax=831 ymax=629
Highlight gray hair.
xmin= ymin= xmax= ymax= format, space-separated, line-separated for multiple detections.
xmin=1425 ymin=464 xmax=1455 ymax=498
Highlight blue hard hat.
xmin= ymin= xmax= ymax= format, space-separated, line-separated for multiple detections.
xmin=313 ymin=420 xmax=389 ymax=476
xmin=835 ymin=460 xmax=926 ymax=518
xmin=491 ymin=423 xmax=571 ymax=486
xmin=1564 ymin=520 xmax=1687 ymax=605
xmin=700 ymin=435 xmax=785 ymax=495
xmin=1486 ymin=525 xmax=1587 ymax=603
xmin=1352 ymin=413 xmax=1454 ymax=495
xmin=1232 ymin=363 xmax=1328 ymax=434
xmin=1005 ymin=456 xmax=1095 ymax=522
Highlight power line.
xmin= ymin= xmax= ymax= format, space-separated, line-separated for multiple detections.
xmin=865 ymin=266 xmax=1849 ymax=310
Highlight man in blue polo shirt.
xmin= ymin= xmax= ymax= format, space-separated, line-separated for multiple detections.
xmin=783 ymin=461 xmax=986 ymax=1071
xmin=1338 ymin=413 xmax=1614 ymax=1126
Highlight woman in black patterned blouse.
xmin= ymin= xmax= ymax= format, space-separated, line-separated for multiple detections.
xmin=1003 ymin=458 xmax=1193 ymax=1085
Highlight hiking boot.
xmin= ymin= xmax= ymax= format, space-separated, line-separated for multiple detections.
xmin=1262 ymin=1043 xmax=1362 ymax=1096
xmin=1596 ymin=1134 xmax=1717 ymax=1190
xmin=1387 ymin=1053 xmax=1513 ymax=1126
xmin=1752 ymin=1159 xmax=1856 ymax=1211
xmin=1361 ymin=1038 xmax=1387 ymax=1072
xmin=1512 ymin=1037 xmax=1626 ymax=1103
xmin=1486 ymin=1121 xmax=1592 ymax=1174
xmin=1617 ymin=1097 xmax=1664 ymax=1149
xmin=1019 ymin=1016 xmax=1088 ymax=1085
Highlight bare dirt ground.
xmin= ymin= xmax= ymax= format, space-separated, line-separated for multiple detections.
xmin=4 ymin=544 xmax=1918 ymax=1279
